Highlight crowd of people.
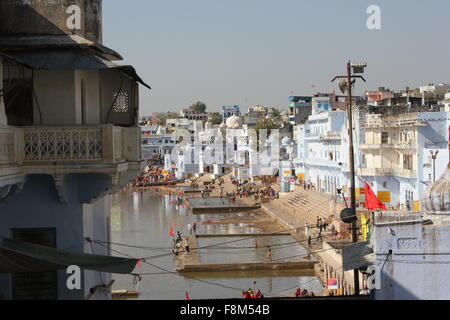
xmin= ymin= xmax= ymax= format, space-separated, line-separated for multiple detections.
xmin=242 ymin=289 xmax=264 ymax=299
xmin=132 ymin=165 xmax=167 ymax=187
xmin=224 ymin=177 xmax=278 ymax=204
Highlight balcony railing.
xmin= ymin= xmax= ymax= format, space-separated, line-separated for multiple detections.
xmin=0 ymin=125 xmax=140 ymax=167
xmin=359 ymin=167 xmax=416 ymax=178
xmin=0 ymin=127 xmax=19 ymax=165
xmin=319 ymin=131 xmax=342 ymax=140
xmin=23 ymin=127 xmax=103 ymax=162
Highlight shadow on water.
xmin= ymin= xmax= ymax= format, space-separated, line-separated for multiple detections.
xmin=110 ymin=190 xmax=322 ymax=300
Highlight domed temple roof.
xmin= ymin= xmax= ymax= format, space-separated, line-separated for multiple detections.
xmin=424 ymin=164 xmax=450 ymax=214
xmin=226 ymin=115 xmax=243 ymax=129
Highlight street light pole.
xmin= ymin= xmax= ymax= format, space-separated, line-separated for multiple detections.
xmin=332 ymin=61 xmax=367 ymax=296
xmin=430 ymin=150 xmax=439 ymax=182
xmin=346 ymin=61 xmax=360 ymax=296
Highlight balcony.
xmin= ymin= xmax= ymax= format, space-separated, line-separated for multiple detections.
xmin=359 ymin=167 xmax=416 ymax=179
xmin=1 ymin=125 xmax=142 ymax=192
xmin=359 ymin=143 xmax=394 ymax=150
xmin=0 ymin=127 xmax=24 ymax=187
xmin=319 ymin=131 xmax=342 ymax=140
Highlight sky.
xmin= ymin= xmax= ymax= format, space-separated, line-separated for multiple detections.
xmin=103 ymin=0 xmax=450 ymax=114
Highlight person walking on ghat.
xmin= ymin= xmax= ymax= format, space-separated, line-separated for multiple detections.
xmin=192 ymin=223 xmax=197 ymax=234
xmin=184 ymin=238 xmax=190 ymax=254
xmin=316 ymin=232 xmax=323 ymax=243
xmin=266 ymin=246 xmax=273 ymax=262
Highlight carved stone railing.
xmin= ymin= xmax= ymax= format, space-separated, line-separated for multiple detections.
xmin=1 ymin=124 xmax=143 ymax=199
xmin=0 ymin=127 xmax=18 ymax=165
xmin=23 ymin=126 xmax=103 ymax=162
xmin=20 ymin=125 xmax=140 ymax=164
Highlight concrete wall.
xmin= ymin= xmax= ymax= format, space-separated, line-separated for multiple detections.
xmin=74 ymin=69 xmax=100 ymax=125
xmin=33 ymin=70 xmax=76 ymax=125
xmin=0 ymin=0 xmax=103 ymax=43
xmin=371 ymin=214 xmax=450 ymax=300
xmin=0 ymin=173 xmax=112 ymax=300
xmin=82 ymin=194 xmax=112 ymax=300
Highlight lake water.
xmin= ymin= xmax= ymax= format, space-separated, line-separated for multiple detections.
xmin=110 ymin=190 xmax=322 ymax=300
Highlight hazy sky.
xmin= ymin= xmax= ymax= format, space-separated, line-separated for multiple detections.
xmin=103 ymin=0 xmax=450 ymax=114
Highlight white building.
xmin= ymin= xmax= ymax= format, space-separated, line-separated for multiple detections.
xmin=419 ymin=83 xmax=450 ymax=98
xmin=360 ymin=111 xmax=450 ymax=211
xmin=293 ymin=110 xmax=362 ymax=195
xmin=0 ymin=0 xmax=148 ymax=300
xmin=361 ymin=164 xmax=450 ymax=300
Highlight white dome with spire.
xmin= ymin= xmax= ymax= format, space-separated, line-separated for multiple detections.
xmin=424 ymin=164 xmax=450 ymax=214
xmin=226 ymin=115 xmax=243 ymax=129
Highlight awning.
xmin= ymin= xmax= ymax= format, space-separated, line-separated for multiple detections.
xmin=3 ymin=48 xmax=151 ymax=89
xmin=0 ymin=51 xmax=33 ymax=69
xmin=0 ymin=238 xmax=138 ymax=274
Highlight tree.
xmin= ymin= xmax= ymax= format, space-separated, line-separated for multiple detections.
xmin=190 ymin=101 xmax=207 ymax=114
xmin=209 ymin=112 xmax=222 ymax=125
xmin=254 ymin=116 xmax=278 ymax=136
xmin=270 ymin=108 xmax=281 ymax=119
xmin=156 ymin=112 xmax=180 ymax=126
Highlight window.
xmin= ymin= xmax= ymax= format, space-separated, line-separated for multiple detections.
xmin=112 ymin=91 xmax=130 ymax=113
xmin=403 ymin=155 xmax=413 ymax=170
xmin=381 ymin=132 xmax=389 ymax=144
xmin=11 ymin=228 xmax=57 ymax=300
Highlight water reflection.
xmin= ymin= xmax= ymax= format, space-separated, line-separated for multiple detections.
xmin=110 ymin=190 xmax=322 ymax=300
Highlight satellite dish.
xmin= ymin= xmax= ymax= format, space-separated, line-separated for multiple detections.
xmin=338 ymin=79 xmax=356 ymax=94
xmin=340 ymin=208 xmax=357 ymax=224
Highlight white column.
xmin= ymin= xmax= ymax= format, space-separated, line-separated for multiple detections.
xmin=0 ymin=57 xmax=7 ymax=126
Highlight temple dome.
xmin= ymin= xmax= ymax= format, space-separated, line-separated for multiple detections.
xmin=226 ymin=115 xmax=243 ymax=129
xmin=424 ymin=164 xmax=450 ymax=214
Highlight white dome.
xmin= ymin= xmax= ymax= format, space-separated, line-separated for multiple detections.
xmin=424 ymin=164 xmax=450 ymax=214
xmin=226 ymin=115 xmax=243 ymax=129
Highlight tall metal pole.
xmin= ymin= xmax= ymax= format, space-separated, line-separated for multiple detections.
xmin=346 ymin=60 xmax=360 ymax=295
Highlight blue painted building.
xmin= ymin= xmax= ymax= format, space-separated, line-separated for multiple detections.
xmin=221 ymin=105 xmax=241 ymax=122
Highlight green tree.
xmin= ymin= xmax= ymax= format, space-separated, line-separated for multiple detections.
xmin=190 ymin=101 xmax=207 ymax=113
xmin=209 ymin=112 xmax=222 ymax=125
xmin=254 ymin=116 xmax=278 ymax=136
xmin=270 ymin=108 xmax=281 ymax=119
xmin=156 ymin=112 xmax=180 ymax=126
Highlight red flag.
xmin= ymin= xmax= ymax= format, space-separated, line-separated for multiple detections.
xmin=185 ymin=291 xmax=190 ymax=300
xmin=364 ymin=182 xmax=386 ymax=211
xmin=169 ymin=226 xmax=174 ymax=237
xmin=136 ymin=257 xmax=141 ymax=267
